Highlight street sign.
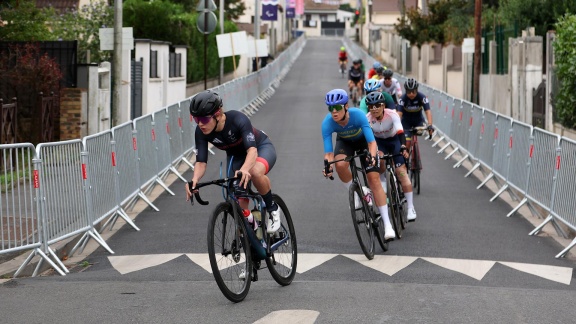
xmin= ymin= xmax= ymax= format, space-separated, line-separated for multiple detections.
xmin=196 ymin=0 xmax=217 ymax=11
xmin=99 ymin=27 xmax=134 ymax=51
xmin=197 ymin=11 xmax=218 ymax=35
xmin=216 ymin=31 xmax=249 ymax=58
xmin=246 ymin=39 xmax=269 ymax=58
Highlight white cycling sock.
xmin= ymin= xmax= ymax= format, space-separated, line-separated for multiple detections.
xmin=379 ymin=172 xmax=387 ymax=193
xmin=344 ymin=180 xmax=352 ymax=191
xmin=405 ymin=192 xmax=414 ymax=209
xmin=377 ymin=205 xmax=392 ymax=228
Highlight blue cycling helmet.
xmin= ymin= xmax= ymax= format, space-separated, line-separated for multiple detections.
xmin=364 ymin=79 xmax=381 ymax=93
xmin=373 ymin=62 xmax=382 ymax=69
xmin=325 ymin=89 xmax=348 ymax=105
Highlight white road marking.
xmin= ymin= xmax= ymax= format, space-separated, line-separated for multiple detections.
xmin=106 ymin=253 xmax=574 ymax=285
xmin=253 ymin=310 xmax=320 ymax=324
xmin=108 ymin=254 xmax=182 ymax=275
xmin=186 ymin=253 xmax=246 ymax=274
xmin=343 ymin=254 xmax=418 ymax=276
xmin=295 ymin=253 xmax=338 ymax=273
xmin=499 ymin=261 xmax=573 ymax=285
xmin=421 ymin=257 xmax=496 ymax=281
xmin=0 ymin=279 xmax=10 ymax=285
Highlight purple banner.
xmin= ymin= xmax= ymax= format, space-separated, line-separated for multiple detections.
xmin=286 ymin=8 xmax=295 ymax=18
xmin=262 ymin=4 xmax=278 ymax=21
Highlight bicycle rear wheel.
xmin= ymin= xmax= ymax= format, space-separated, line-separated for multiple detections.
xmin=349 ymin=184 xmax=375 ymax=259
xmin=266 ymin=194 xmax=298 ymax=286
xmin=388 ymin=173 xmax=403 ymax=239
xmin=412 ymin=143 xmax=421 ymax=195
xmin=207 ymin=202 xmax=251 ymax=303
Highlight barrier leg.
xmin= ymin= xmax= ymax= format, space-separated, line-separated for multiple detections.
xmin=529 ymin=214 xmax=553 ymax=236
xmin=432 ymin=135 xmax=445 ymax=148
xmin=477 ymin=173 xmax=494 ymax=189
xmin=137 ymin=191 xmax=160 ymax=211
xmin=507 ymin=197 xmax=527 ymax=217
xmin=87 ymin=230 xmax=114 ymax=254
xmin=169 ymin=166 xmax=187 ymax=182
xmin=453 ymin=154 xmax=469 ymax=168
xmin=556 ymin=238 xmax=576 ymax=258
xmin=155 ymin=178 xmax=175 ymax=195
xmin=444 ymin=147 xmax=459 ymax=160
xmin=69 ymin=232 xmax=89 ymax=256
xmin=437 ymin=142 xmax=451 ymax=154
xmin=46 ymin=247 xmax=69 ymax=274
xmin=490 ymin=184 xmax=508 ymax=202
xmin=117 ymin=209 xmax=140 ymax=231
xmin=465 ymin=162 xmax=481 ymax=177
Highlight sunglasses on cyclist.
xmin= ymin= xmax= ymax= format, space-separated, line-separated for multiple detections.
xmin=384 ymin=77 xmax=392 ymax=80
xmin=368 ymin=103 xmax=384 ymax=110
xmin=406 ymin=89 xmax=417 ymax=95
xmin=192 ymin=115 xmax=213 ymax=124
xmin=328 ymin=104 xmax=345 ymax=112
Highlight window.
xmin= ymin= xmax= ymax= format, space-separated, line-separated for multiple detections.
xmin=150 ymin=50 xmax=158 ymax=78
xmin=169 ymin=52 xmax=182 ymax=77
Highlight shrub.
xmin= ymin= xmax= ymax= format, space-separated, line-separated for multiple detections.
xmin=553 ymin=14 xmax=576 ymax=129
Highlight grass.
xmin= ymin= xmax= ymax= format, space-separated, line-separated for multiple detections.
xmin=0 ymin=169 xmax=31 ymax=193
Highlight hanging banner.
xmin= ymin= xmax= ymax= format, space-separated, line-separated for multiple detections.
xmin=286 ymin=8 xmax=295 ymax=18
xmin=295 ymin=0 xmax=304 ymax=15
xmin=262 ymin=0 xmax=279 ymax=21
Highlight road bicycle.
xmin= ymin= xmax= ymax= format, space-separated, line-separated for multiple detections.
xmin=349 ymin=84 xmax=362 ymax=107
xmin=339 ymin=60 xmax=347 ymax=78
xmin=189 ymin=172 xmax=297 ymax=303
xmin=407 ymin=126 xmax=428 ymax=195
xmin=379 ymin=152 xmax=408 ymax=239
xmin=324 ymin=150 xmax=390 ymax=260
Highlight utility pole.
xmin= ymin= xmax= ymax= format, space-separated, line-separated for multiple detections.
xmin=254 ymin=0 xmax=260 ymax=71
xmin=112 ymin=0 xmax=123 ymax=126
xmin=219 ymin=0 xmax=224 ymax=84
xmin=473 ymin=0 xmax=481 ymax=104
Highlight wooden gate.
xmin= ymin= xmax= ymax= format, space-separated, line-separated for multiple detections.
xmin=0 ymin=98 xmax=17 ymax=144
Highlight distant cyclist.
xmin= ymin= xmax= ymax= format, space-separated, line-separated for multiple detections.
xmin=338 ymin=46 xmax=348 ymax=72
xmin=359 ymin=79 xmax=396 ymax=113
xmin=365 ymin=91 xmax=417 ymax=222
xmin=367 ymin=62 xmax=383 ymax=80
xmin=397 ymin=78 xmax=434 ymax=151
xmin=348 ymin=59 xmax=364 ymax=104
xmin=322 ymin=89 xmax=395 ymax=240
xmin=185 ymin=90 xmax=281 ymax=233
xmin=380 ymin=69 xmax=402 ymax=104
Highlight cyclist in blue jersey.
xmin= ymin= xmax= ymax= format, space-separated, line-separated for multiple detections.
xmin=322 ymin=89 xmax=396 ymax=240
xmin=185 ymin=90 xmax=281 ymax=233
xmin=397 ymin=78 xmax=434 ymax=152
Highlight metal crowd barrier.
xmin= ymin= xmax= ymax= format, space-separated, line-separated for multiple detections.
xmin=342 ymin=37 xmax=576 ymax=258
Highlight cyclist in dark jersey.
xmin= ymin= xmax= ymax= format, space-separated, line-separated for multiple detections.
xmin=396 ymin=78 xmax=434 ymax=151
xmin=185 ymin=90 xmax=281 ymax=233
xmin=348 ymin=59 xmax=365 ymax=104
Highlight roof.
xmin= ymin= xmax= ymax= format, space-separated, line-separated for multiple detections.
xmin=304 ymin=0 xmax=339 ymax=12
xmin=372 ymin=0 xmax=417 ymax=12
xmin=36 ymin=0 xmax=79 ymax=12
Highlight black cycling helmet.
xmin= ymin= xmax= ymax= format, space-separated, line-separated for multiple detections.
xmin=383 ymin=69 xmax=393 ymax=78
xmin=375 ymin=66 xmax=385 ymax=74
xmin=404 ymin=78 xmax=419 ymax=91
xmin=189 ymin=90 xmax=223 ymax=116
xmin=365 ymin=91 xmax=385 ymax=105
xmin=352 ymin=59 xmax=361 ymax=65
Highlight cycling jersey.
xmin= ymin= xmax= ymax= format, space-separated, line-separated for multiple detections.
xmin=366 ymin=109 xmax=404 ymax=140
xmin=380 ymin=78 xmax=402 ymax=97
xmin=358 ymin=92 xmax=396 ymax=114
xmin=367 ymin=68 xmax=377 ymax=80
xmin=348 ymin=67 xmax=364 ymax=82
xmin=321 ymin=108 xmax=375 ymax=154
xmin=338 ymin=51 xmax=347 ymax=61
xmin=397 ymin=92 xmax=430 ymax=127
xmin=195 ymin=110 xmax=269 ymax=163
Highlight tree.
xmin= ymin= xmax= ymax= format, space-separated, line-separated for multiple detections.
xmin=50 ymin=1 xmax=114 ymax=63
xmin=170 ymin=0 xmax=246 ymax=20
xmin=0 ymin=0 xmax=56 ymax=41
xmin=552 ymin=14 xmax=576 ymax=129
xmin=498 ymin=0 xmax=576 ymax=35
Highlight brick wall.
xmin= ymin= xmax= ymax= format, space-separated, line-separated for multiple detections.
xmin=59 ymin=88 xmax=83 ymax=140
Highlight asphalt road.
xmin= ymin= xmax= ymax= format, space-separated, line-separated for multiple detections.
xmin=1 ymin=39 xmax=575 ymax=324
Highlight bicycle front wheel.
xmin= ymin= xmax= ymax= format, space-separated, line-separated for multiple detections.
xmin=266 ymin=194 xmax=297 ymax=286
xmin=349 ymin=184 xmax=375 ymax=260
xmin=207 ymin=202 xmax=251 ymax=303
xmin=388 ymin=173 xmax=403 ymax=239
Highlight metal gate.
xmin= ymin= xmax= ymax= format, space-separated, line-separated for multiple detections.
xmin=131 ymin=59 xmax=143 ymax=119
xmin=532 ymin=80 xmax=546 ymax=128
xmin=1 ymin=98 xmax=17 ymax=144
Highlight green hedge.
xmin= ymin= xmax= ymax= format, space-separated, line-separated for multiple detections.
xmin=123 ymin=0 xmax=239 ymax=83
xmin=553 ymin=14 xmax=576 ymax=129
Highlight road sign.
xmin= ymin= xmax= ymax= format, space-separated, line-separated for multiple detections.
xmin=99 ymin=27 xmax=134 ymax=51
xmin=197 ymin=11 xmax=218 ymax=35
xmin=216 ymin=31 xmax=249 ymax=58
xmin=196 ymin=0 xmax=217 ymax=11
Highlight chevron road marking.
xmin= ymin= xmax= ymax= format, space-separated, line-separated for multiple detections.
xmin=185 ymin=253 xmax=247 ymax=274
xmin=108 ymin=254 xmax=182 ymax=275
xmin=107 ymin=253 xmax=573 ymax=285
xmin=421 ymin=257 xmax=496 ymax=280
xmin=253 ymin=310 xmax=320 ymax=324
xmin=499 ymin=261 xmax=573 ymax=285
xmin=343 ymin=254 xmax=418 ymax=276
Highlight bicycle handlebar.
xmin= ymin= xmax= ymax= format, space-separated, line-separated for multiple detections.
xmin=188 ymin=172 xmax=242 ymax=206
xmin=324 ymin=150 xmax=372 ymax=180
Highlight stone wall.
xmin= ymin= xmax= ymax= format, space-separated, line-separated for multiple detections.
xmin=59 ymin=88 xmax=84 ymax=140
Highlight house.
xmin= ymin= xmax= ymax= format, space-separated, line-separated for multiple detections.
xmin=295 ymin=0 xmax=354 ymax=37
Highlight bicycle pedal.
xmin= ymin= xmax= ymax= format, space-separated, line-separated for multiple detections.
xmin=408 ymin=219 xmax=416 ymax=223
xmin=385 ymin=238 xmax=395 ymax=243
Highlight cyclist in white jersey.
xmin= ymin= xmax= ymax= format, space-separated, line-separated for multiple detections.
xmin=379 ymin=69 xmax=402 ymax=104
xmin=365 ymin=91 xmax=417 ymax=221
